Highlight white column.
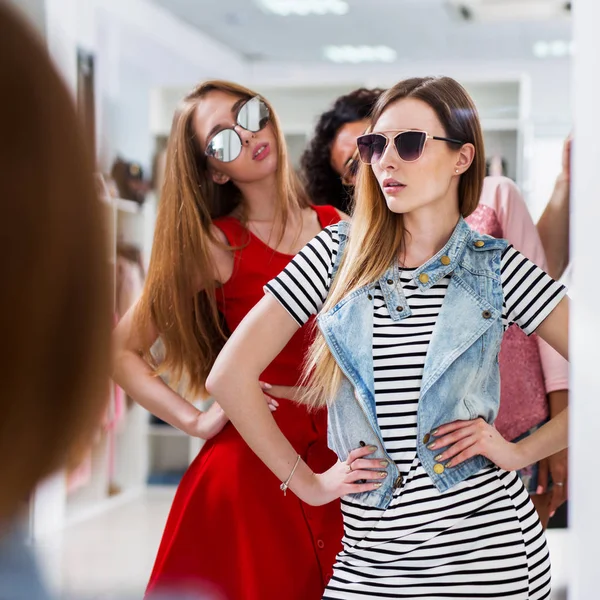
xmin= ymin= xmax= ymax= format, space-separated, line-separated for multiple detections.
xmin=570 ymin=0 xmax=600 ymax=598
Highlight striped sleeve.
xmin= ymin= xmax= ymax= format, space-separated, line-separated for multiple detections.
xmin=264 ymin=224 xmax=340 ymax=326
xmin=501 ymin=244 xmax=567 ymax=335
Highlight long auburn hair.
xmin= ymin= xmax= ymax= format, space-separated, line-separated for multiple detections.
xmin=302 ymin=76 xmax=485 ymax=409
xmin=1 ymin=3 xmax=111 ymax=520
xmin=135 ymin=81 xmax=309 ymax=398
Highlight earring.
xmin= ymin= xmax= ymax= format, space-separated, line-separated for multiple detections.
xmin=455 ymin=169 xmax=459 ymax=173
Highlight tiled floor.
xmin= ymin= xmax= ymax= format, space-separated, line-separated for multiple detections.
xmin=35 ymin=486 xmax=569 ymax=599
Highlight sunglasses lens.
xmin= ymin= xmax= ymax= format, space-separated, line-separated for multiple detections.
xmin=206 ymin=129 xmax=243 ymax=162
xmin=395 ymin=131 xmax=426 ymax=162
xmin=237 ymin=97 xmax=270 ymax=132
xmin=357 ymin=134 xmax=386 ymax=164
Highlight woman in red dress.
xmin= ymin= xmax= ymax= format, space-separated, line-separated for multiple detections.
xmin=112 ymin=81 xmax=346 ymax=600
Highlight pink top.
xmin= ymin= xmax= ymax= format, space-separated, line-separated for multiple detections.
xmin=466 ymin=176 xmax=569 ymax=440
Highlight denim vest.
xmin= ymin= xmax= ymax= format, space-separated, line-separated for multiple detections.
xmin=318 ymin=218 xmax=509 ymax=508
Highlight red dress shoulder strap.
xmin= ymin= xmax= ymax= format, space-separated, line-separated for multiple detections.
xmin=212 ymin=216 xmax=249 ymax=247
xmin=311 ymin=204 xmax=341 ymax=228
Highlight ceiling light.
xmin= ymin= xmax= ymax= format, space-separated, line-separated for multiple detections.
xmin=324 ymin=45 xmax=397 ymax=64
xmin=533 ymin=39 xmax=574 ymax=58
xmin=257 ymin=0 xmax=349 ymax=16
xmin=533 ymin=41 xmax=550 ymax=58
xmin=549 ymin=40 xmax=569 ymax=57
xmin=447 ymin=0 xmax=570 ymax=22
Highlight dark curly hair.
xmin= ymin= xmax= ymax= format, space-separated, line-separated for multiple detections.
xmin=300 ymin=88 xmax=383 ymax=213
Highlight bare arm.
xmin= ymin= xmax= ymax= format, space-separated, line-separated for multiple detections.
xmin=206 ymin=294 xmax=383 ymax=505
xmin=112 ymin=304 xmax=203 ymax=435
xmin=112 ymin=226 xmax=263 ymax=439
xmin=513 ymin=296 xmax=569 ymax=462
xmin=536 ymin=136 xmax=571 ymax=280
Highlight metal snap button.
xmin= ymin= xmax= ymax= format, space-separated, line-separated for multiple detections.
xmin=433 ymin=463 xmax=445 ymax=475
xmin=482 ymin=310 xmax=492 ymax=319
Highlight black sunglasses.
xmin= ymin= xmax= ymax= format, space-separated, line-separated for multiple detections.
xmin=356 ymin=130 xmax=464 ymax=165
xmin=205 ymin=96 xmax=270 ymax=163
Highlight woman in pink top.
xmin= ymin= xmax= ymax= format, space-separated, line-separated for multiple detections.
xmin=466 ymin=176 xmax=569 ymax=528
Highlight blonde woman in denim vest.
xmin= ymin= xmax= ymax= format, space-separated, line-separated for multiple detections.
xmin=207 ymin=77 xmax=569 ymax=599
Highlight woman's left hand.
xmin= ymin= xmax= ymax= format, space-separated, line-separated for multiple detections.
xmin=428 ymin=418 xmax=525 ymax=472
xmin=547 ymin=448 xmax=568 ymax=516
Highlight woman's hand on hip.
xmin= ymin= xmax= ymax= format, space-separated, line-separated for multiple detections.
xmin=190 ymin=381 xmax=279 ymax=440
xmin=427 ymin=418 xmax=526 ymax=472
xmin=303 ymin=445 xmax=390 ymax=506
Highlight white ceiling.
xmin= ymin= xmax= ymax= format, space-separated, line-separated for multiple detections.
xmin=148 ymin=0 xmax=571 ymax=64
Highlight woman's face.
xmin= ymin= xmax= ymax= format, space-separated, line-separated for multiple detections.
xmin=194 ymin=90 xmax=279 ymax=186
xmin=370 ymin=97 xmax=473 ymax=216
xmin=330 ymin=119 xmax=368 ymax=184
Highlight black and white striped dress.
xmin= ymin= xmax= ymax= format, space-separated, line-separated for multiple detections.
xmin=266 ymin=224 xmax=566 ymax=600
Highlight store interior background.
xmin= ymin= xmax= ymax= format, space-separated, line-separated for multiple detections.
xmin=9 ymin=0 xmax=584 ymax=598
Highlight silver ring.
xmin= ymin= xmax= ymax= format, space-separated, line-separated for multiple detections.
xmin=555 ymin=482 xmax=565 ymax=487
xmin=346 ymin=463 xmax=352 ymax=473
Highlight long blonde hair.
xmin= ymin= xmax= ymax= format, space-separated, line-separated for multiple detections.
xmin=302 ymin=76 xmax=485 ymax=409
xmin=135 ymin=81 xmax=309 ymax=398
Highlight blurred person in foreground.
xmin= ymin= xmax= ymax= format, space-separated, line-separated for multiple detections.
xmin=0 ymin=2 xmax=111 ymax=598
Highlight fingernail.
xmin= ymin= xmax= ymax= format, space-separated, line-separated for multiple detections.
xmin=380 ymin=460 xmax=389 ymax=467
xmin=261 ymin=382 xmax=272 ymax=389
xmin=379 ymin=471 xmax=387 ymax=478
xmin=434 ymin=454 xmax=444 ymax=462
xmin=536 ymin=485 xmax=544 ymax=495
xmin=550 ymin=511 xmax=556 ymax=518
xmin=374 ymin=483 xmax=382 ymax=488
xmin=432 ymin=428 xmax=439 ymax=435
xmin=446 ymin=461 xmax=453 ymax=468
xmin=272 ymin=400 xmax=279 ymax=406
xmin=427 ymin=443 xmax=437 ymax=450
xmin=369 ymin=445 xmax=378 ymax=452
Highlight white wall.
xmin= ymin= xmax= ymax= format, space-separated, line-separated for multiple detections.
xmin=44 ymin=0 xmax=245 ymax=173
xmin=247 ymin=58 xmax=572 ymax=134
xmin=7 ymin=0 xmax=46 ymax=35
xmin=570 ymin=0 xmax=600 ymax=597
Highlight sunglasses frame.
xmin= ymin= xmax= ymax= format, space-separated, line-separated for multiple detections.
xmin=356 ymin=129 xmax=465 ymax=165
xmin=204 ymin=96 xmax=270 ymax=162
xmin=341 ymin=147 xmax=360 ymax=186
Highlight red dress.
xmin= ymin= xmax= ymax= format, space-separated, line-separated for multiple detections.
xmin=146 ymin=205 xmax=343 ymax=600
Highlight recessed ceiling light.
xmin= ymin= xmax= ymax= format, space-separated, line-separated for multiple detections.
xmin=549 ymin=40 xmax=569 ymax=57
xmin=324 ymin=45 xmax=397 ymax=64
xmin=257 ymin=0 xmax=349 ymax=16
xmin=533 ymin=39 xmax=574 ymax=58
xmin=533 ymin=41 xmax=550 ymax=58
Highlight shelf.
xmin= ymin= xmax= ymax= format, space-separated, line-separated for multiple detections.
xmin=149 ymin=424 xmax=187 ymax=438
xmin=115 ymin=198 xmax=142 ymax=214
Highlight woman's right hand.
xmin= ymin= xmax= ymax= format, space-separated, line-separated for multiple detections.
xmin=303 ymin=445 xmax=390 ymax=506
xmin=189 ymin=381 xmax=279 ymax=440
